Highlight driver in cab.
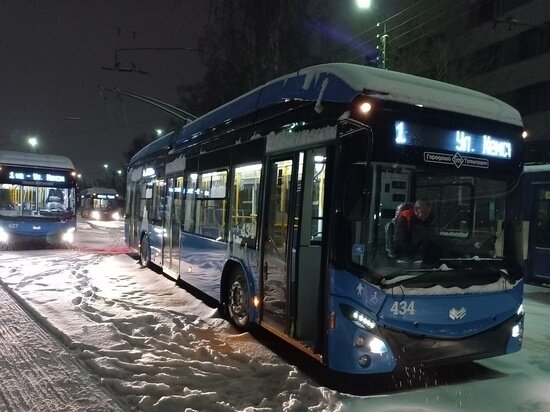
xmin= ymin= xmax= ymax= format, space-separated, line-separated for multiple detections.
xmin=393 ymin=199 xmax=438 ymax=264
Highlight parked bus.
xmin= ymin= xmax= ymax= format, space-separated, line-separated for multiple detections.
xmin=125 ymin=63 xmax=525 ymax=375
xmin=0 ymin=150 xmax=77 ymax=246
xmin=79 ymin=187 xmax=122 ymax=220
xmin=521 ymin=164 xmax=550 ymax=286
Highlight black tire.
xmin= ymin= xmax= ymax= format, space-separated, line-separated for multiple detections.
xmin=226 ymin=268 xmax=251 ymax=331
xmin=140 ymin=235 xmax=151 ymax=268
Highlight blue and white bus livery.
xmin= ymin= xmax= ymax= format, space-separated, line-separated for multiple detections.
xmin=0 ymin=150 xmax=77 ymax=246
xmin=125 ymin=63 xmax=525 ymax=375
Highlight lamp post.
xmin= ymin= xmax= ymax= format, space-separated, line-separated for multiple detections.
xmin=356 ymin=0 xmax=389 ymax=69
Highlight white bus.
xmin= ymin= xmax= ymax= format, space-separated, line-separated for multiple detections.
xmin=79 ymin=187 xmax=122 ymax=220
xmin=0 ymin=150 xmax=77 ymax=246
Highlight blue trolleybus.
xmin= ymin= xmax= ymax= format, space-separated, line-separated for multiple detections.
xmin=125 ymin=63 xmax=525 ymax=374
xmin=521 ymin=164 xmax=550 ymax=286
xmin=0 ymin=150 xmax=77 ymax=246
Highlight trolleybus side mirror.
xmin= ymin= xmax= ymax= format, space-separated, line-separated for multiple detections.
xmin=343 ymin=163 xmax=369 ymax=221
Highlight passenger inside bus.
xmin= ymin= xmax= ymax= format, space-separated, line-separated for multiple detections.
xmin=392 ymin=199 xmax=439 ymax=264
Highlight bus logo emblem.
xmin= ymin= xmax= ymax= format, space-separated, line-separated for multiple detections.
xmin=449 ymin=307 xmax=467 ymax=320
xmin=452 ymin=153 xmax=464 ymax=168
xmin=32 ymin=226 xmax=41 ymax=230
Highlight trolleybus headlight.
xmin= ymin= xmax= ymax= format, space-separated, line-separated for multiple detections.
xmin=358 ymin=354 xmax=371 ymax=367
xmin=368 ymin=337 xmax=388 ymax=354
xmin=516 ymin=304 xmax=525 ymax=316
xmin=62 ymin=227 xmax=76 ymax=243
xmin=512 ymin=324 xmax=522 ymax=338
xmin=340 ymin=304 xmax=377 ymax=330
xmin=0 ymin=227 xmax=8 ymax=243
xmin=91 ymin=211 xmax=100 ymax=220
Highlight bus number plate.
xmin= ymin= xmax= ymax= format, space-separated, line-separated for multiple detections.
xmin=390 ymin=301 xmax=416 ymax=316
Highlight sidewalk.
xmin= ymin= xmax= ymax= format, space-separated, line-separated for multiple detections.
xmin=0 ymin=285 xmax=125 ymax=412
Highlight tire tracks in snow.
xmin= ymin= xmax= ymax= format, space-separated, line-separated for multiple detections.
xmin=0 ymin=285 xmax=126 ymax=412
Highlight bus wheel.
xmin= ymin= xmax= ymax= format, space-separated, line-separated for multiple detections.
xmin=227 ymin=268 xmax=250 ymax=331
xmin=140 ymin=235 xmax=151 ymax=268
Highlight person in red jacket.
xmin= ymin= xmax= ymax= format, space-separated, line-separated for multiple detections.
xmin=393 ymin=199 xmax=438 ymax=262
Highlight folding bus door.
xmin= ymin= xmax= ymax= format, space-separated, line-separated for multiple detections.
xmin=261 ymin=148 xmax=327 ymax=350
xmin=162 ymin=176 xmax=183 ymax=277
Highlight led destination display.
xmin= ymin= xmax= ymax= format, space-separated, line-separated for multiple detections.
xmin=395 ymin=120 xmax=513 ymax=159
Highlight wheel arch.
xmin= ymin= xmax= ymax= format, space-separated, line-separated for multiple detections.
xmin=220 ymin=258 xmax=260 ymax=325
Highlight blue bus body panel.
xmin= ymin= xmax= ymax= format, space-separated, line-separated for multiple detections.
xmin=179 ymin=233 xmax=228 ymax=301
xmin=172 ymin=72 xmax=358 ymax=149
xmin=327 ymin=269 xmax=523 ymax=373
xmin=331 ymin=269 xmax=522 ymax=337
xmin=3 ymin=218 xmax=75 ymax=237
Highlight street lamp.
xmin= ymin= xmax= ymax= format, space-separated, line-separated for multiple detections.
xmin=356 ymin=0 xmax=372 ymax=8
xmin=28 ymin=137 xmax=38 ymax=152
xmin=356 ymin=0 xmax=389 ymax=69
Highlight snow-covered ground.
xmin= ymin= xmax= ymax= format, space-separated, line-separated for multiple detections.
xmin=0 ymin=218 xmax=549 ymax=411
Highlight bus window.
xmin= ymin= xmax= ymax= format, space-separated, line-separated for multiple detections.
xmin=152 ymin=179 xmax=165 ymax=222
xmin=141 ymin=181 xmax=153 ymax=218
xmin=534 ymin=190 xmax=550 ymax=248
xmin=183 ymin=173 xmax=198 ymax=233
xmin=231 ymin=163 xmax=261 ymax=248
xmin=196 ymin=170 xmax=227 ymax=240
xmin=310 ymin=150 xmax=326 ymax=242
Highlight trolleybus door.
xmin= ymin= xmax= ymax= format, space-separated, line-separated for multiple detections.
xmin=262 ymin=157 xmax=296 ymax=332
xmin=128 ymin=181 xmax=141 ymax=247
xmin=162 ymin=177 xmax=182 ymax=276
xmin=262 ymin=148 xmax=326 ymax=348
xmin=528 ymin=184 xmax=550 ymax=282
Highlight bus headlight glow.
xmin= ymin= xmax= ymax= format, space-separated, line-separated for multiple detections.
xmin=340 ymin=304 xmax=377 ymax=330
xmin=358 ymin=102 xmax=372 ymax=114
xmin=517 ymin=304 xmax=524 ymax=316
xmin=0 ymin=227 xmax=8 ymax=243
xmin=62 ymin=228 xmax=75 ymax=243
xmin=369 ymin=337 xmax=388 ymax=354
xmin=91 ymin=210 xmax=100 ymax=220
xmin=351 ymin=310 xmax=376 ymax=329
xmin=512 ymin=324 xmax=522 ymax=338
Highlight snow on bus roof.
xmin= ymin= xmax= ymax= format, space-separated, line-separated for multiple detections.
xmin=177 ymin=63 xmax=522 ymax=142
xmin=80 ymin=187 xmax=118 ymax=195
xmin=132 ymin=63 xmax=522 ymax=165
xmin=0 ymin=150 xmax=74 ymax=170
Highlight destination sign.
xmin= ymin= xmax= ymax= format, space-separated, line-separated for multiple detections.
xmin=3 ymin=167 xmax=68 ymax=184
xmin=395 ymin=121 xmax=513 ymax=159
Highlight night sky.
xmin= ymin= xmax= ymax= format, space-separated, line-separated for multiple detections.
xmin=0 ymin=1 xmax=208 ymax=181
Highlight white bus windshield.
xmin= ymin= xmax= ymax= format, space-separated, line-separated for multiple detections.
xmin=350 ymin=163 xmax=522 ymax=286
xmin=0 ymin=184 xmax=75 ymax=219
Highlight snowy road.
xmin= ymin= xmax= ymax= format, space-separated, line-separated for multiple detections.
xmin=0 ymin=218 xmax=549 ymax=411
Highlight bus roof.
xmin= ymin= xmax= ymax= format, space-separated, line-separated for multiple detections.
xmin=80 ymin=187 xmax=118 ymax=195
xmin=0 ymin=150 xmax=74 ymax=170
xmin=523 ymin=164 xmax=550 ymax=173
xmin=131 ymin=63 xmax=523 ymax=165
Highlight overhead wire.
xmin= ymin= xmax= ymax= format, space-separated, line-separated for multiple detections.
xmin=342 ymin=0 xmax=494 ymax=64
xmin=334 ymin=0 xmax=434 ymax=60
xmin=336 ymin=0 xmax=440 ymax=62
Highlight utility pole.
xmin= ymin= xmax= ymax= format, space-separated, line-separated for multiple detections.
xmin=378 ymin=21 xmax=389 ymax=69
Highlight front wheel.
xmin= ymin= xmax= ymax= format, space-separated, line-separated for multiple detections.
xmin=226 ymin=268 xmax=251 ymax=331
xmin=139 ymin=235 xmax=151 ymax=268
